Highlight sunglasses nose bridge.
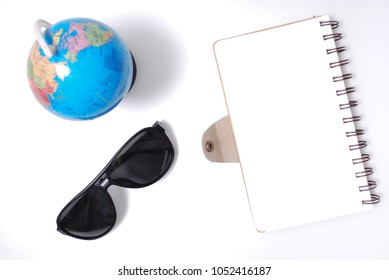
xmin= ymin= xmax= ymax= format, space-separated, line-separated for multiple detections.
xmin=95 ymin=173 xmax=112 ymax=189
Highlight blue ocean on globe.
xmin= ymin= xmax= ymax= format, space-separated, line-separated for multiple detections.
xmin=27 ymin=18 xmax=135 ymax=120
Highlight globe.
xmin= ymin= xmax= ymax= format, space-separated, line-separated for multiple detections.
xmin=27 ymin=18 xmax=135 ymax=120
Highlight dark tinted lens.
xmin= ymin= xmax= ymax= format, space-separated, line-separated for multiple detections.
xmin=57 ymin=186 xmax=116 ymax=240
xmin=108 ymin=126 xmax=174 ymax=187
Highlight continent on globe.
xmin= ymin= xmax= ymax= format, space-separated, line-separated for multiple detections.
xmin=61 ymin=22 xmax=114 ymax=63
xmin=27 ymin=43 xmax=65 ymax=106
xmin=27 ymin=18 xmax=135 ymax=120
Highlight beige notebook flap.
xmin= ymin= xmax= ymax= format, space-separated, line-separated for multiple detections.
xmin=202 ymin=115 xmax=240 ymax=163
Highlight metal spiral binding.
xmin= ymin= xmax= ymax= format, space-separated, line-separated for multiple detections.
xmin=321 ymin=19 xmax=380 ymax=205
xmin=343 ymin=116 xmax=361 ymax=123
xmin=346 ymin=129 xmax=364 ymax=137
xmin=352 ymin=154 xmax=370 ymax=164
xmin=349 ymin=141 xmax=367 ymax=151
xmin=336 ymin=87 xmax=355 ymax=96
xmin=327 ymin=46 xmax=346 ymax=55
xmin=339 ymin=100 xmax=358 ymax=110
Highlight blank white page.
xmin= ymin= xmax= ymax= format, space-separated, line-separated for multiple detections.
xmin=214 ymin=16 xmax=373 ymax=232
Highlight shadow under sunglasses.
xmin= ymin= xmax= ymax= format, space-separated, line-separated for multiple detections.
xmin=56 ymin=121 xmax=175 ymax=240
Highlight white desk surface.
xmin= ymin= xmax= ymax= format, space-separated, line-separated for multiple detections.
xmin=1 ymin=0 xmax=388 ymax=262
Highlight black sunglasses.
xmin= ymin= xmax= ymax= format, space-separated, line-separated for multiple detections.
xmin=56 ymin=121 xmax=175 ymax=240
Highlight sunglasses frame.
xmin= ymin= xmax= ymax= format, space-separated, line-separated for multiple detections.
xmin=56 ymin=121 xmax=175 ymax=240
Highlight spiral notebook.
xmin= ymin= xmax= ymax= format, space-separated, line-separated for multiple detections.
xmin=204 ymin=15 xmax=379 ymax=232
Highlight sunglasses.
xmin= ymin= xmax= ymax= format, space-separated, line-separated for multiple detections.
xmin=56 ymin=121 xmax=175 ymax=240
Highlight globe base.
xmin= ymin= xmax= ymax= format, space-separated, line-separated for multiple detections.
xmin=129 ymin=52 xmax=137 ymax=92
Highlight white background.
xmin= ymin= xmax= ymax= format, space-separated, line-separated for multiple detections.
xmin=0 ymin=0 xmax=388 ymax=262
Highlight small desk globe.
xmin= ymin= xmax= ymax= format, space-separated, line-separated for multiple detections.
xmin=27 ymin=18 xmax=136 ymax=120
